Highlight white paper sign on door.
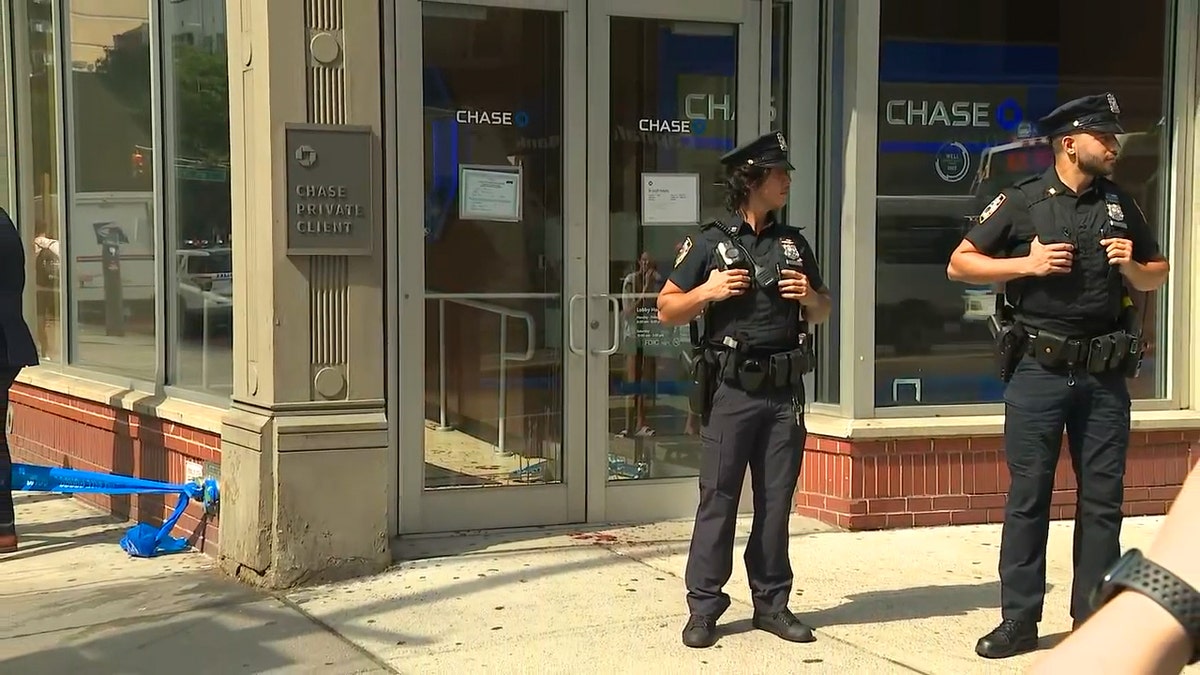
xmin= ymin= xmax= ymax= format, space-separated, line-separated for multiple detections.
xmin=459 ymin=164 xmax=523 ymax=223
xmin=641 ymin=173 xmax=700 ymax=225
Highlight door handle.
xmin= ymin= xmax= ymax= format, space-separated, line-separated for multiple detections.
xmin=567 ymin=293 xmax=586 ymax=356
xmin=594 ymin=294 xmax=622 ymax=356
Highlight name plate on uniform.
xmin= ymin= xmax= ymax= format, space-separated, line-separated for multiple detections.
xmin=285 ymin=123 xmax=375 ymax=256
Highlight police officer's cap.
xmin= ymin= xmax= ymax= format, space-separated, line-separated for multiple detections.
xmin=719 ymin=131 xmax=795 ymax=171
xmin=1038 ymin=93 xmax=1126 ymax=138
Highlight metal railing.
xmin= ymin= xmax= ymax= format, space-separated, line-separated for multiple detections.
xmin=426 ymin=292 xmax=555 ymax=456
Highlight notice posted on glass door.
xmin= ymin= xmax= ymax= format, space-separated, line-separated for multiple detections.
xmin=459 ymin=165 xmax=523 ymax=222
xmin=641 ymin=173 xmax=700 ymax=225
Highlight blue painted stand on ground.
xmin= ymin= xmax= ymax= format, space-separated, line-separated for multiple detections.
xmin=10 ymin=463 xmax=220 ymax=558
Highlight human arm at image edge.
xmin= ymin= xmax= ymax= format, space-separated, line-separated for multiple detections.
xmin=1028 ymin=463 xmax=1200 ymax=675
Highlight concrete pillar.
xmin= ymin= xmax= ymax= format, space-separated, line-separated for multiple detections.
xmin=219 ymin=0 xmax=391 ymax=588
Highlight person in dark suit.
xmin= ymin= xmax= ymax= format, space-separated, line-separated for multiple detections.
xmin=1 ymin=206 xmax=40 ymax=553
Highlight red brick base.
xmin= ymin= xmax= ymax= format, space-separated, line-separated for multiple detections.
xmin=797 ymin=431 xmax=1199 ymax=530
xmin=7 ymin=383 xmax=221 ymax=556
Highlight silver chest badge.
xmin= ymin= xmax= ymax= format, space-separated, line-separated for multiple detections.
xmin=1107 ymin=202 xmax=1125 ymax=222
xmin=780 ymin=237 xmax=801 ymax=261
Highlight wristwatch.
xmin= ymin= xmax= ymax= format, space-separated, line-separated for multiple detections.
xmin=1091 ymin=548 xmax=1200 ymax=665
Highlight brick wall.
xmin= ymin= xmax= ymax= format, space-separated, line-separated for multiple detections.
xmin=796 ymin=430 xmax=1198 ymax=530
xmin=7 ymin=383 xmax=221 ymax=556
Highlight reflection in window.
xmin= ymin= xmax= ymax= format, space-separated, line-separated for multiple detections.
xmin=874 ymin=0 xmax=1172 ymax=407
xmin=421 ymin=4 xmax=565 ymax=490
xmin=14 ymin=0 xmax=65 ymax=363
xmin=64 ymin=1 xmax=156 ymax=379
xmin=163 ymin=0 xmax=232 ymax=397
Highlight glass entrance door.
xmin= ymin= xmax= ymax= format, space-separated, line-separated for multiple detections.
xmin=398 ymin=0 xmax=588 ymax=533
xmin=398 ymin=0 xmax=779 ymax=533
xmin=584 ymin=0 xmax=763 ymax=522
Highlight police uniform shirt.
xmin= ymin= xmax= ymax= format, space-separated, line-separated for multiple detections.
xmin=668 ymin=214 xmax=825 ymax=353
xmin=965 ymin=168 xmax=1161 ymax=337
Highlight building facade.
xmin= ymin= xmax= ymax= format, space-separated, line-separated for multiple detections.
xmin=2 ymin=0 xmax=1198 ymax=587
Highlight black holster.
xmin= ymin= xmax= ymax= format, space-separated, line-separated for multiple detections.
xmin=687 ymin=347 xmax=716 ymax=421
xmin=686 ymin=319 xmax=718 ymax=421
xmin=991 ymin=313 xmax=1026 ymax=383
xmin=1117 ymin=295 xmax=1146 ymax=378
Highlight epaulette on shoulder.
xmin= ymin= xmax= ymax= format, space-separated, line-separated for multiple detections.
xmin=701 ymin=219 xmax=737 ymax=238
xmin=1011 ymin=174 xmax=1050 ymax=205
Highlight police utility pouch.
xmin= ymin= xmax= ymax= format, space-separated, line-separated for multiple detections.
xmin=1088 ymin=334 xmax=1116 ymax=375
xmin=736 ymin=358 xmax=769 ymax=393
xmin=1120 ymin=334 xmax=1143 ymax=378
xmin=1030 ymin=331 xmax=1080 ymax=370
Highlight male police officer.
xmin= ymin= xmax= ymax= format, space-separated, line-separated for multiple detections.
xmin=947 ymin=93 xmax=1171 ymax=659
xmin=657 ymin=131 xmax=833 ymax=649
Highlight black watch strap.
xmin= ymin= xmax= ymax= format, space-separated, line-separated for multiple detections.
xmin=1100 ymin=549 xmax=1200 ymax=665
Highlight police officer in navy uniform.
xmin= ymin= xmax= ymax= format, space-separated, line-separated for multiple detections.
xmin=657 ymin=131 xmax=833 ymax=649
xmin=947 ymin=93 xmax=1171 ymax=659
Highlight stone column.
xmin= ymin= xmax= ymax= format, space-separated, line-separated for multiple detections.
xmin=219 ymin=0 xmax=391 ymax=588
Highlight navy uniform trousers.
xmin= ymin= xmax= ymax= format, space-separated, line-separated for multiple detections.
xmin=685 ymin=381 xmax=805 ymax=618
xmin=999 ymin=357 xmax=1131 ymax=623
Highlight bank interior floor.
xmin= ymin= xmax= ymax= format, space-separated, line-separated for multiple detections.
xmin=423 ymin=393 xmax=700 ymax=489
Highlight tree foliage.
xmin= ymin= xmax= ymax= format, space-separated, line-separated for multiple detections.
xmin=93 ymin=35 xmax=230 ymax=165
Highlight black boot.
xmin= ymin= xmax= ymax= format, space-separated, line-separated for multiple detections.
xmin=681 ymin=614 xmax=718 ymax=649
xmin=752 ymin=609 xmax=816 ymax=643
xmin=975 ymin=619 xmax=1038 ymax=658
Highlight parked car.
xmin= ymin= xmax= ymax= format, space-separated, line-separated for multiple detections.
xmin=176 ymin=247 xmax=232 ymax=336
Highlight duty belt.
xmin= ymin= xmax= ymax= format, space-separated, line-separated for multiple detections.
xmin=715 ymin=347 xmax=811 ymax=394
xmin=1025 ymin=328 xmax=1141 ymax=375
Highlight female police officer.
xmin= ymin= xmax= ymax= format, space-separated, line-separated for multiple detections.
xmin=657 ymin=131 xmax=832 ymax=649
xmin=948 ymin=93 xmax=1170 ymax=659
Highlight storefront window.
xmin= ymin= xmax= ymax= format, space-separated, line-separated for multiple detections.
xmin=64 ymin=1 xmax=157 ymax=380
xmin=874 ymin=0 xmax=1172 ymax=407
xmin=14 ymin=0 xmax=65 ymax=363
xmin=163 ymin=0 xmax=232 ymax=397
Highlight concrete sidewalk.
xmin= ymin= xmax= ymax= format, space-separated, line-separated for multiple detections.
xmin=0 ymin=493 xmax=387 ymax=674
xmin=3 ymin=493 xmax=1197 ymax=674
xmin=292 ymin=515 xmax=1200 ymax=675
